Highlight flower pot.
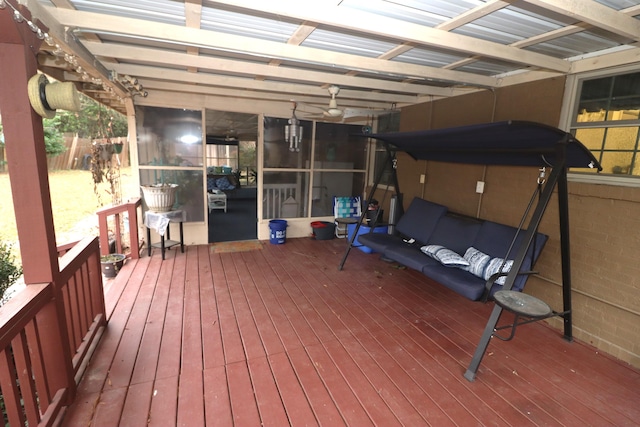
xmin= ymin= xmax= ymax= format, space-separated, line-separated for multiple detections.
xmin=100 ymin=254 xmax=126 ymax=278
xmin=141 ymin=184 xmax=179 ymax=212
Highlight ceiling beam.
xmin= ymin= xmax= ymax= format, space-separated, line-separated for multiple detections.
xmin=102 ymin=63 xmax=421 ymax=106
xmin=209 ymin=0 xmax=571 ymax=73
xmin=137 ymin=80 xmax=400 ymax=110
xmin=24 ymin=0 xmax=128 ymax=98
xmin=47 ymin=7 xmax=499 ymax=87
xmin=84 ymin=41 xmax=454 ymax=97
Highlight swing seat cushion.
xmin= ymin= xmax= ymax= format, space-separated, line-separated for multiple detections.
xmin=366 ymin=196 xmax=548 ymax=301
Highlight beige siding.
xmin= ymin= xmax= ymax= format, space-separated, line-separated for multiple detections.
xmin=391 ymin=76 xmax=640 ymax=368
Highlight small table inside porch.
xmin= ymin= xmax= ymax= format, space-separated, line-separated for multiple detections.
xmin=144 ymin=210 xmax=185 ymax=260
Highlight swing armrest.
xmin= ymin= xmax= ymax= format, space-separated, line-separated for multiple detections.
xmin=480 ymin=270 xmax=538 ymax=303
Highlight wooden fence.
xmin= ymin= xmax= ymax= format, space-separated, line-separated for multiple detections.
xmin=0 ymin=134 xmax=130 ymax=172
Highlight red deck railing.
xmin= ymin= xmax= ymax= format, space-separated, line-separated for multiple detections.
xmin=0 ymin=237 xmax=107 ymax=426
xmin=96 ymin=197 xmax=142 ymax=259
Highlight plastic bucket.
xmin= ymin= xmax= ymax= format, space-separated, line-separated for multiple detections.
xmin=269 ymin=219 xmax=288 ymax=244
xmin=311 ymin=221 xmax=335 ymax=240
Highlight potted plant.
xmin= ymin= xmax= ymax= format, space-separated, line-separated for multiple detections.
xmin=140 ymin=183 xmax=179 ymax=212
xmin=100 ymin=253 xmax=126 ymax=278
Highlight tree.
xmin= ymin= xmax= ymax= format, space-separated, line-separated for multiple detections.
xmin=0 ymin=241 xmax=22 ymax=305
xmin=49 ymin=95 xmax=127 ymax=139
xmin=43 ymin=122 xmax=66 ymax=157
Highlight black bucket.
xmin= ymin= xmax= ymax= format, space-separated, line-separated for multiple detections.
xmin=311 ymin=221 xmax=335 ymax=240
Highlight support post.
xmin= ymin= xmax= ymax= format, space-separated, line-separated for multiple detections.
xmin=339 ymin=142 xmax=399 ymax=270
xmin=557 ymin=166 xmax=573 ymax=340
xmin=464 ymin=158 xmax=564 ymax=381
xmin=0 ymin=9 xmax=76 ymax=403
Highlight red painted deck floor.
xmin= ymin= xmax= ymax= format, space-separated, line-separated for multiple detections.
xmin=64 ymin=238 xmax=640 ymax=426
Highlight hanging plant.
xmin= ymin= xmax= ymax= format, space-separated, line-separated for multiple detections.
xmin=90 ymin=104 xmax=122 ymax=207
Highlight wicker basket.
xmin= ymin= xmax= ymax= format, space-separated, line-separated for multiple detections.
xmin=141 ymin=184 xmax=179 ymax=212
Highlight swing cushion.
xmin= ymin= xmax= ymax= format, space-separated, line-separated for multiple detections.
xmin=369 ymin=197 xmax=548 ymax=301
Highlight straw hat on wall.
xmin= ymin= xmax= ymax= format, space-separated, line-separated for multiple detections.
xmin=27 ymin=73 xmax=81 ymax=119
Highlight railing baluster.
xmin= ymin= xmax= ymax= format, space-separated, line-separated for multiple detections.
xmin=12 ymin=330 xmax=40 ymax=425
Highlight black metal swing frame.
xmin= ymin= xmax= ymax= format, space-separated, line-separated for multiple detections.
xmin=336 ymin=121 xmax=602 ymax=381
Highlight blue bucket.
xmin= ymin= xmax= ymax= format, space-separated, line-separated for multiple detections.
xmin=269 ymin=219 xmax=288 ymax=244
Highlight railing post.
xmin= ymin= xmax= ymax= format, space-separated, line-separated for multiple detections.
xmin=36 ymin=292 xmax=76 ymax=405
xmin=96 ymin=197 xmax=142 ymax=259
xmin=127 ymin=199 xmax=141 ymax=259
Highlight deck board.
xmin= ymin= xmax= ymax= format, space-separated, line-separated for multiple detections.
xmin=65 ymin=238 xmax=640 ymax=426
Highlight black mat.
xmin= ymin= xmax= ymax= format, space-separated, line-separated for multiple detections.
xmin=208 ymin=198 xmax=257 ymax=242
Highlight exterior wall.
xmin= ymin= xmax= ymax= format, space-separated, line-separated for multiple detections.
xmin=390 ymin=77 xmax=640 ymax=368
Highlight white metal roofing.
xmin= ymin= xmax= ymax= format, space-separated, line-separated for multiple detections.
xmin=25 ymin=0 xmax=640 ymax=117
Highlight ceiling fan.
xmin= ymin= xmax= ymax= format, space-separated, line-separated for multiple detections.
xmin=296 ymin=85 xmax=344 ymax=118
xmin=322 ymin=85 xmax=344 ymax=117
xmin=296 ymin=85 xmax=396 ymax=121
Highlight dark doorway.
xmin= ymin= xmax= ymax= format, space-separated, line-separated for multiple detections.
xmin=205 ymin=109 xmax=258 ymax=242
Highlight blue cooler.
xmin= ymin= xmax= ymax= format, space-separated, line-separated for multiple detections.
xmin=347 ymin=223 xmax=388 ymax=253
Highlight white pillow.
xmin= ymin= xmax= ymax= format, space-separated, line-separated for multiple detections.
xmin=462 ymin=247 xmax=491 ymax=278
xmin=484 ymin=257 xmax=514 ymax=285
xmin=420 ymin=244 xmax=444 ymax=259
xmin=421 ymin=245 xmax=469 ymax=267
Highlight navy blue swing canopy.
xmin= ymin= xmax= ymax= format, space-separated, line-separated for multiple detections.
xmin=365 ymin=120 xmax=600 ymax=169
xmin=338 ymin=120 xmax=601 ymax=381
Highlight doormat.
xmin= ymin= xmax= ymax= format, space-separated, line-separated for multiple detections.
xmin=210 ymin=240 xmax=263 ymax=253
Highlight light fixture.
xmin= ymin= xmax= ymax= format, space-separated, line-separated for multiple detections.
xmin=285 ymin=102 xmax=303 ymax=152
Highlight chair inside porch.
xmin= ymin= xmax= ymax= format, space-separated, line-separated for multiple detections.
xmin=65 ymin=238 xmax=639 ymax=426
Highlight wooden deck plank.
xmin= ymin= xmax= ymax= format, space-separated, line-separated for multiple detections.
xmin=241 ymin=250 xmax=306 ymax=352
xmin=226 ymin=360 xmax=262 ymax=426
xmin=221 ymin=253 xmax=266 ymax=361
xmin=90 ymin=386 xmax=127 ymax=427
xmin=246 ymin=356 xmax=291 ymax=426
xmin=304 ymin=342 xmax=375 ymax=426
xmin=119 ymin=380 xmax=154 ymax=427
xmin=73 ymin=256 xmax=153 ymax=396
xmin=106 ymin=254 xmax=163 ymax=389
xmin=177 ymin=248 xmax=206 ymax=427
xmin=267 ymin=351 xmax=318 ymax=426
xmin=234 ymin=251 xmax=286 ymax=356
xmin=68 ymin=239 xmax=640 ymax=427
xmin=200 ymin=248 xmax=225 ymax=370
xmin=129 ymin=256 xmax=174 ymax=385
xmin=211 ymin=253 xmax=247 ymax=365
xmin=148 ymin=375 xmax=179 ymax=427
xmin=203 ymin=366 xmax=233 ymax=426
xmin=155 ymin=250 xmax=186 ymax=380
xmin=176 ymin=370 xmax=205 ymax=427
xmin=287 ymin=346 xmax=347 ymax=427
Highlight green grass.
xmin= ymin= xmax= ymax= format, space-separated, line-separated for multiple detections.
xmin=0 ymin=168 xmax=137 ymax=262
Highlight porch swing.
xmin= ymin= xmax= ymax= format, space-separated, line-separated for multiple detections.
xmin=338 ymin=120 xmax=601 ymax=381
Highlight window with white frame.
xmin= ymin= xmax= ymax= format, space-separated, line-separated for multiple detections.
xmin=569 ymin=69 xmax=640 ymax=177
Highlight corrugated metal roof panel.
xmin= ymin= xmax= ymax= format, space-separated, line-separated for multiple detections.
xmin=301 ymin=28 xmax=398 ymax=58
xmin=526 ymin=31 xmax=628 ymax=58
xmin=391 ymin=48 xmax=467 ymax=68
xmin=200 ymin=5 xmax=298 ymax=43
xmin=69 ymin=0 xmax=184 ymax=25
xmin=454 ymin=60 xmax=517 ymax=76
xmin=344 ymin=0 xmax=494 ymax=26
